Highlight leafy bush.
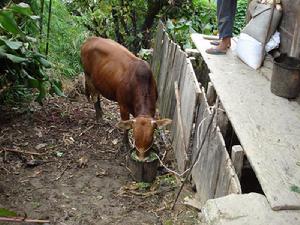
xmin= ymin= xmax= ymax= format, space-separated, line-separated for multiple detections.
xmin=0 ymin=2 xmax=63 ymax=104
xmin=191 ymin=0 xmax=217 ymax=35
xmin=164 ymin=0 xmax=217 ymax=50
xmin=166 ymin=19 xmax=195 ymax=50
xmin=234 ymin=0 xmax=248 ymax=34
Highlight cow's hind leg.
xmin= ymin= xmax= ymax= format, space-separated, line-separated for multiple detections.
xmin=94 ymin=96 xmax=103 ymax=122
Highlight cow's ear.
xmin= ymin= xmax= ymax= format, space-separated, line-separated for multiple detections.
xmin=155 ymin=118 xmax=172 ymax=127
xmin=116 ymin=120 xmax=134 ymax=130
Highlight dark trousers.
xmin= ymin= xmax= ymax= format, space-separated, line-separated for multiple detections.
xmin=217 ymin=0 xmax=237 ymax=39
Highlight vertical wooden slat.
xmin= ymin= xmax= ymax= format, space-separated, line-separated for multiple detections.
xmin=151 ymin=21 xmax=165 ymax=79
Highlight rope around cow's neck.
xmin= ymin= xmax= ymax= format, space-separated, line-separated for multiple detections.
xmin=132 ymin=139 xmax=154 ymax=155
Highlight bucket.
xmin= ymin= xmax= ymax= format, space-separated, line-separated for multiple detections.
xmin=271 ymin=54 xmax=300 ymax=99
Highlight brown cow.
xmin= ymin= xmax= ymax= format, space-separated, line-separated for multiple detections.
xmin=80 ymin=37 xmax=171 ymax=160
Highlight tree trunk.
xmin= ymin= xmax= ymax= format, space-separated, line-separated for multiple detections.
xmin=112 ymin=7 xmax=124 ymax=44
xmin=141 ymin=0 xmax=168 ymax=48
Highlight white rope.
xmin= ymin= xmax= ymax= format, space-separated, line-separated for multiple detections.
xmin=153 ymin=105 xmax=221 ymax=178
xmin=154 ymin=153 xmax=189 ymax=177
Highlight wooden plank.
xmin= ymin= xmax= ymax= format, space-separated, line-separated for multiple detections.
xmin=160 ymin=40 xmax=176 ymax=118
xmin=191 ymin=87 xmax=211 ymax=160
xmin=151 ymin=21 xmax=165 ymax=79
xmin=161 ymin=42 xmax=177 ymax=118
xmin=179 ymin=59 xmax=201 ymax=147
xmin=163 ymin=46 xmax=186 ymax=120
xmin=215 ymin=129 xmax=242 ymax=198
xmin=171 ymin=55 xmax=188 ymax=142
xmin=202 ymin=193 xmax=300 ymax=225
xmin=229 ymin=176 xmax=242 ymax=194
xmin=192 ymin=92 xmax=222 ymax=205
xmin=173 ymin=81 xmax=188 ymax=172
xmin=279 ymin=0 xmax=300 ymax=55
xmin=192 ymin=33 xmax=300 ymax=210
xmin=290 ymin=13 xmax=300 ymax=57
xmin=157 ymin=33 xmax=170 ymax=113
xmin=231 ymin=145 xmax=244 ymax=179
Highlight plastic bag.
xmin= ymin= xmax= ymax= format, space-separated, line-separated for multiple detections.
xmin=265 ymin=31 xmax=280 ymax=52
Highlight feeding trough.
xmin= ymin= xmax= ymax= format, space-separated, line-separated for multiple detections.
xmin=128 ymin=147 xmax=159 ymax=183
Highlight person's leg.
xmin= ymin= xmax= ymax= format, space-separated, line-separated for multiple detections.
xmin=207 ymin=0 xmax=237 ymax=54
xmin=218 ymin=0 xmax=237 ymax=40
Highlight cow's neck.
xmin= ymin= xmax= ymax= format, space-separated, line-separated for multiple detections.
xmin=133 ymin=94 xmax=155 ymax=118
xmin=134 ymin=100 xmax=155 ymax=117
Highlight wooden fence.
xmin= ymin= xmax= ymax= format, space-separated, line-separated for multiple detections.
xmin=151 ymin=22 xmax=241 ymax=205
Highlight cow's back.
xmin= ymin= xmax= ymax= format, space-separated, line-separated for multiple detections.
xmin=81 ymin=37 xmax=137 ymax=101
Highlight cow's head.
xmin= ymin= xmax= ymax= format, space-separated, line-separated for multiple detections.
xmin=117 ymin=116 xmax=172 ymax=160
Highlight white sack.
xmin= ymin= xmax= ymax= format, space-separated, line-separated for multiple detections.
xmin=236 ymin=33 xmax=264 ymax=70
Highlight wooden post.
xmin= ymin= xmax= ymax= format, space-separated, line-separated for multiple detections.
xmin=231 ymin=145 xmax=244 ymax=179
xmin=290 ymin=16 xmax=300 ymax=57
xmin=217 ymin=102 xmax=229 ymax=138
xmin=207 ymin=82 xmax=216 ymax=106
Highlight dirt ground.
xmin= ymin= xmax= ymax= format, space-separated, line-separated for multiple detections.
xmin=0 ymin=85 xmax=199 ymax=225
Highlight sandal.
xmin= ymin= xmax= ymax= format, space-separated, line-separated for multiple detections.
xmin=210 ymin=40 xmax=220 ymax=46
xmin=210 ymin=40 xmax=231 ymax=48
xmin=205 ymin=48 xmax=227 ymax=55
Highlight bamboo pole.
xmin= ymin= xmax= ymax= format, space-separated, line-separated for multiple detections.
xmin=40 ymin=0 xmax=45 ymax=38
xmin=45 ymin=0 xmax=52 ymax=57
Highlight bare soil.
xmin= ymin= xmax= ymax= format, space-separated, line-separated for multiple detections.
xmin=0 ymin=89 xmax=199 ymax=225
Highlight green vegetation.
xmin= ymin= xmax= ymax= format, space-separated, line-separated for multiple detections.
xmin=131 ymin=150 xmax=158 ymax=162
xmin=234 ymin=0 xmax=248 ymax=35
xmin=39 ymin=0 xmax=88 ymax=78
xmin=0 ymin=208 xmax=17 ymax=217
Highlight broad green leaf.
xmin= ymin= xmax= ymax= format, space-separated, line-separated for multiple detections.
xmin=0 ymin=37 xmax=23 ymax=50
xmin=166 ymin=19 xmax=175 ymax=30
xmin=30 ymin=16 xmax=40 ymax=20
xmin=0 ymin=10 xmax=23 ymax=35
xmin=0 ymin=208 xmax=17 ymax=217
xmin=38 ymin=57 xmax=51 ymax=68
xmin=51 ymin=83 xmax=65 ymax=97
xmin=5 ymin=53 xmax=27 ymax=63
xmin=10 ymin=3 xmax=32 ymax=16
xmin=25 ymin=36 xmax=37 ymax=43
xmin=53 ymin=79 xmax=63 ymax=89
xmin=26 ymin=74 xmax=40 ymax=88
xmin=0 ymin=45 xmax=7 ymax=54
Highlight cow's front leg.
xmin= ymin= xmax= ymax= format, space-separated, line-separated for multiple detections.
xmin=116 ymin=106 xmax=131 ymax=157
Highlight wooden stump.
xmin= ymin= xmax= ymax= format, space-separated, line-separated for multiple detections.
xmin=128 ymin=153 xmax=159 ymax=183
